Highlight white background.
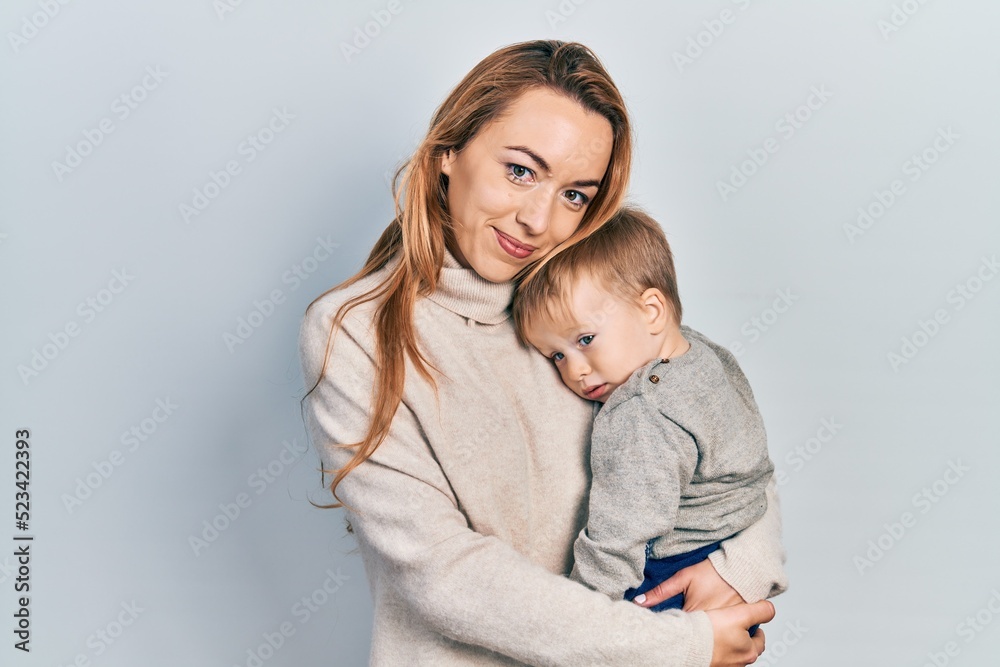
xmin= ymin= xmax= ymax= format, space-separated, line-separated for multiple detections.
xmin=2 ymin=1 xmax=999 ymax=665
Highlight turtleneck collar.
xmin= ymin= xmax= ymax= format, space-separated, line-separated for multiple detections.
xmin=426 ymin=246 xmax=515 ymax=325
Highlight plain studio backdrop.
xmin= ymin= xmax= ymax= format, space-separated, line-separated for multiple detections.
xmin=2 ymin=1 xmax=999 ymax=665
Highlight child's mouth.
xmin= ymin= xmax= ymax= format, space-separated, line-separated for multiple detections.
xmin=584 ymin=384 xmax=607 ymax=400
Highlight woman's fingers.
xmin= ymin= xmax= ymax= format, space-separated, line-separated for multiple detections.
xmin=633 ymin=559 xmax=744 ymax=611
xmin=707 ymin=601 xmax=776 ymax=667
xmin=745 ymin=599 xmax=776 ymax=629
xmin=633 ymin=569 xmax=689 ymax=607
xmin=750 ymin=627 xmax=766 ymax=658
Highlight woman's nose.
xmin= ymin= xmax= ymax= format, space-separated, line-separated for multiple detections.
xmin=515 ymin=189 xmax=553 ymax=234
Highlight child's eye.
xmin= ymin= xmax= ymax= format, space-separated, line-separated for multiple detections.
xmin=507 ymin=163 xmax=535 ymax=184
xmin=551 ymin=352 xmax=564 ymax=362
xmin=579 ymin=335 xmax=594 ymax=347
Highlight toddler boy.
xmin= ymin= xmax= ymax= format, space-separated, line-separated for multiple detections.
xmin=512 ymin=207 xmax=775 ymax=619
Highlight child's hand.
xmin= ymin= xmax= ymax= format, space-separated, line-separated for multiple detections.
xmin=632 ymin=558 xmax=744 ymax=611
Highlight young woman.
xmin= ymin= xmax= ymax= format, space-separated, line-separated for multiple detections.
xmin=300 ymin=40 xmax=786 ymax=666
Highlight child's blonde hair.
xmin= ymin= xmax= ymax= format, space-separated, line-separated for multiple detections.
xmin=512 ymin=206 xmax=682 ymax=346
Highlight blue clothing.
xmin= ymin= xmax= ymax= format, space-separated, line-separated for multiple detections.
xmin=624 ymin=541 xmax=759 ymax=636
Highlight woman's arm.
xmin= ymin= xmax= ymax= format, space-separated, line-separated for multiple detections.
xmin=299 ymin=301 xmax=716 ymax=667
xmin=673 ymin=328 xmax=789 ymax=606
xmin=707 ymin=476 xmax=788 ymax=603
xmin=634 ymin=477 xmax=787 ymax=611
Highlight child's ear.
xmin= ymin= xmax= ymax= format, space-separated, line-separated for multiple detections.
xmin=640 ymin=288 xmax=671 ymax=334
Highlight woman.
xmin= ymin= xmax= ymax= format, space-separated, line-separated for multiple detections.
xmin=300 ymin=40 xmax=786 ymax=666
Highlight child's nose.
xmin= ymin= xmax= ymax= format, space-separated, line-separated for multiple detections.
xmin=568 ymin=356 xmax=590 ymax=380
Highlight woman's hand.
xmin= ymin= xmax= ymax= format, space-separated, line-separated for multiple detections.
xmin=632 ymin=558 xmax=744 ymax=611
xmin=707 ymin=601 xmax=774 ymax=667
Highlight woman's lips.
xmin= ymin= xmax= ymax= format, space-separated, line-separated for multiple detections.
xmin=494 ymin=228 xmax=535 ymax=259
xmin=584 ymin=384 xmax=607 ymax=400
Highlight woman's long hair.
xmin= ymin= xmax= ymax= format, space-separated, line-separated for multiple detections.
xmin=303 ymin=40 xmax=633 ymax=507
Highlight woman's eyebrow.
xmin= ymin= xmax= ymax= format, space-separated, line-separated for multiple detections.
xmin=505 ymin=145 xmax=550 ymax=172
xmin=505 ymin=145 xmax=602 ymax=189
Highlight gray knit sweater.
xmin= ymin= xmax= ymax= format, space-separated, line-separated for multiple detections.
xmin=571 ymin=327 xmax=774 ymax=600
xmin=299 ymin=248 xmax=787 ymax=666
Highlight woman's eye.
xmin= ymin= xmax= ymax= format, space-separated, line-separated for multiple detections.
xmin=507 ymin=163 xmax=534 ymax=183
xmin=579 ymin=335 xmax=594 ymax=347
xmin=565 ymin=190 xmax=590 ymax=208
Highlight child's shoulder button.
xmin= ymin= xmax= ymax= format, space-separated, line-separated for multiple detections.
xmin=648 ymin=358 xmax=671 ymax=383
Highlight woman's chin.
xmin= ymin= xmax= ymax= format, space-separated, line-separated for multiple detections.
xmin=472 ymin=254 xmax=521 ymax=284
xmin=482 ymin=266 xmax=519 ymax=284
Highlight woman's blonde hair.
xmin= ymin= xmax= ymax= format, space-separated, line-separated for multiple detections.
xmin=303 ymin=40 xmax=633 ymax=507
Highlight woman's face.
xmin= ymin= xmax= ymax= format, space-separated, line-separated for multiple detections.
xmin=441 ymin=87 xmax=614 ymax=283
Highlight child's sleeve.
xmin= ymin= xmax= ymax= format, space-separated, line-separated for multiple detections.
xmin=707 ymin=475 xmax=788 ymax=602
xmin=570 ymin=395 xmax=698 ymax=599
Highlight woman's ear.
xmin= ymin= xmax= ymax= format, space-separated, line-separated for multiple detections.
xmin=441 ymin=148 xmax=456 ymax=176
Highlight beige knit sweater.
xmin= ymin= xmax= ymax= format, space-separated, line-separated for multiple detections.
xmin=298 ymin=246 xmax=787 ymax=666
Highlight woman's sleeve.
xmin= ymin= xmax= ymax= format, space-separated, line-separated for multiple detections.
xmin=708 ymin=476 xmax=788 ymax=603
xmin=298 ymin=302 xmax=715 ymax=667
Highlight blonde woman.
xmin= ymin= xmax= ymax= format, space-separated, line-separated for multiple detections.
xmin=300 ymin=40 xmax=786 ymax=666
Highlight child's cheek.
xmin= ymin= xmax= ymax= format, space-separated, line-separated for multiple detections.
xmin=557 ymin=372 xmax=578 ymax=395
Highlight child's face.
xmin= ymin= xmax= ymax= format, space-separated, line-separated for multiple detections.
xmin=525 ymin=276 xmax=666 ymax=403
